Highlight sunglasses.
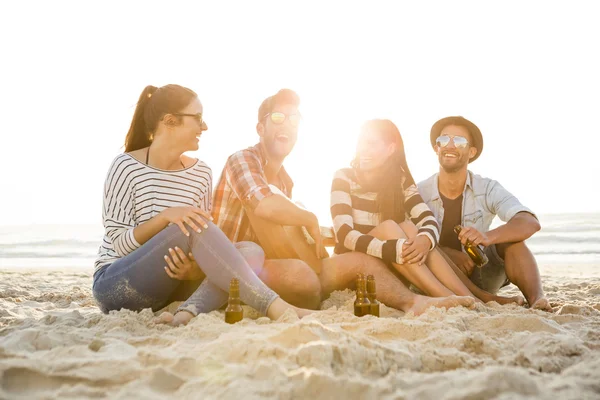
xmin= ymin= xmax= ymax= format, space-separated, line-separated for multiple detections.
xmin=173 ymin=112 xmax=204 ymax=125
xmin=436 ymin=135 xmax=470 ymax=149
xmin=263 ymin=112 xmax=302 ymax=127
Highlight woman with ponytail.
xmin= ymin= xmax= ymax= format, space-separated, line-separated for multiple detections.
xmin=93 ymin=84 xmax=314 ymax=326
xmin=330 ymin=119 xmax=483 ymax=299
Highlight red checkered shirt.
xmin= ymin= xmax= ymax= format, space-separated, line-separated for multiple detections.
xmin=212 ymin=143 xmax=293 ymax=243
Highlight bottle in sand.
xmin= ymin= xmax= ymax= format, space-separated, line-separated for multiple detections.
xmin=454 ymin=225 xmax=489 ymax=267
xmin=354 ymin=273 xmax=371 ymax=317
xmin=225 ymin=278 xmax=243 ymax=324
xmin=366 ymin=275 xmax=380 ymax=317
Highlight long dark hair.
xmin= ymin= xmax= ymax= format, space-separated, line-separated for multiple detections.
xmin=352 ymin=119 xmax=415 ymax=223
xmin=124 ymin=84 xmax=198 ymax=152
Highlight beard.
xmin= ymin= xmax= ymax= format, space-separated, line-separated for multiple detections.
xmin=439 ymin=153 xmax=468 ymax=173
xmin=263 ymin=135 xmax=293 ymax=160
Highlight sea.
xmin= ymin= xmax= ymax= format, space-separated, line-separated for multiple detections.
xmin=0 ymin=213 xmax=598 ymax=275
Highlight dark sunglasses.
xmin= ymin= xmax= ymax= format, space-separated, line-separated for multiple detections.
xmin=436 ymin=135 xmax=470 ymax=149
xmin=263 ymin=112 xmax=301 ymax=127
xmin=173 ymin=112 xmax=204 ymax=125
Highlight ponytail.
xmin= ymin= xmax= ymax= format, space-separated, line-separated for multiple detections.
xmin=124 ymin=85 xmax=158 ymax=152
xmin=123 ymin=84 xmax=198 ymax=152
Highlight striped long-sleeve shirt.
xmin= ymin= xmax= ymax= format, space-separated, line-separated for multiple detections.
xmin=94 ymin=153 xmax=212 ymax=273
xmin=330 ymin=168 xmax=440 ymax=264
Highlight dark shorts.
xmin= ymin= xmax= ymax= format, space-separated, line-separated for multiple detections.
xmin=469 ymin=244 xmax=511 ymax=294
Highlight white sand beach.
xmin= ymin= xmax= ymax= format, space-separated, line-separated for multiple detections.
xmin=0 ymin=264 xmax=599 ymax=400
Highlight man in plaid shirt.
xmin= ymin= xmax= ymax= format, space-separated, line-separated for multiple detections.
xmin=211 ymin=89 xmax=476 ymax=314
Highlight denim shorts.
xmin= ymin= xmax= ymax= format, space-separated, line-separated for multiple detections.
xmin=469 ymin=244 xmax=511 ymax=294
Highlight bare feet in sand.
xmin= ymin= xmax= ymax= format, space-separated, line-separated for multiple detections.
xmin=267 ymin=297 xmax=318 ymax=320
xmin=267 ymin=298 xmax=318 ymax=320
xmin=407 ymin=295 xmax=476 ymax=316
xmin=489 ymin=294 xmax=525 ymax=306
xmin=154 ymin=301 xmax=317 ymax=326
xmin=155 ymin=311 xmax=194 ymax=326
xmin=530 ymin=297 xmax=553 ymax=312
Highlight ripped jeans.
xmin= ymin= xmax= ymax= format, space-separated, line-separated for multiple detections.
xmin=92 ymin=223 xmax=278 ymax=316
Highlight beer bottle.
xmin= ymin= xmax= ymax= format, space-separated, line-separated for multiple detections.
xmin=354 ymin=274 xmax=371 ymax=317
xmin=225 ymin=278 xmax=243 ymax=324
xmin=366 ymin=275 xmax=380 ymax=317
xmin=453 ymin=225 xmax=489 ymax=267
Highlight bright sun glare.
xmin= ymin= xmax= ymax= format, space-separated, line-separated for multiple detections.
xmin=0 ymin=1 xmax=598 ymax=226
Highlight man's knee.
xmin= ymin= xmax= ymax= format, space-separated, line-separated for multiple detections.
xmin=266 ymin=259 xmax=321 ymax=309
xmin=286 ymin=259 xmax=322 ymax=297
xmin=495 ymin=241 xmax=528 ymax=259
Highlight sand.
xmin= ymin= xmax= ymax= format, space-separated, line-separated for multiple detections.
xmin=1 ymin=265 xmax=599 ymax=400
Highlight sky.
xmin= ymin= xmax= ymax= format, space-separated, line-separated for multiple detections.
xmin=0 ymin=0 xmax=598 ymax=227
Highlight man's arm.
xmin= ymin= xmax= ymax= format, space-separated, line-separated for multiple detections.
xmin=225 ymin=150 xmax=319 ymax=229
xmin=486 ymin=179 xmax=541 ymax=244
xmin=458 ymin=211 xmax=540 ymax=247
xmin=487 ymin=211 xmax=541 ymax=244
xmin=254 ymin=193 xmax=319 ymax=228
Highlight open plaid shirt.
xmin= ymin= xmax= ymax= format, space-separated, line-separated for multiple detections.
xmin=212 ymin=143 xmax=293 ymax=243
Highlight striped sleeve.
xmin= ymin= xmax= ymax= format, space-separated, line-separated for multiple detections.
xmin=102 ymin=156 xmax=141 ymax=257
xmin=403 ymin=182 xmax=440 ymax=249
xmin=330 ymin=169 xmax=406 ymax=264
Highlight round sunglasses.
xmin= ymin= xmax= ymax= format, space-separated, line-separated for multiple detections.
xmin=436 ymin=135 xmax=470 ymax=149
xmin=263 ymin=112 xmax=302 ymax=127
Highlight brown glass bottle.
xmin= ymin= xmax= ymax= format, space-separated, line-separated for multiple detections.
xmin=366 ymin=275 xmax=380 ymax=317
xmin=454 ymin=225 xmax=489 ymax=267
xmin=354 ymin=274 xmax=371 ymax=317
xmin=225 ymin=278 xmax=243 ymax=324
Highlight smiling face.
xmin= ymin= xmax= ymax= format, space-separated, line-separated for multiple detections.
xmin=435 ymin=124 xmax=477 ymax=173
xmin=258 ymin=102 xmax=300 ymax=160
xmin=355 ymin=126 xmax=396 ymax=171
xmin=169 ymin=97 xmax=208 ymax=152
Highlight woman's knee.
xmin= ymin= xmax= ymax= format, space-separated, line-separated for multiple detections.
xmin=398 ymin=220 xmax=418 ymax=238
xmin=235 ymin=241 xmax=265 ymax=274
xmin=370 ymin=219 xmax=410 ymax=241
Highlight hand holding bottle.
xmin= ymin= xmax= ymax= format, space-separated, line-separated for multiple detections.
xmin=455 ymin=225 xmax=491 ymax=247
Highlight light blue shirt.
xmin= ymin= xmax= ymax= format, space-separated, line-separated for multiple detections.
xmin=417 ymin=171 xmax=536 ymax=234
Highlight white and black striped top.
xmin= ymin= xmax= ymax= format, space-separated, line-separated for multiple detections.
xmin=330 ymin=168 xmax=440 ymax=264
xmin=94 ymin=153 xmax=212 ymax=273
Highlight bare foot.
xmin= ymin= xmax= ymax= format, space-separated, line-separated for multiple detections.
xmin=490 ymin=294 xmax=525 ymax=306
xmin=154 ymin=311 xmax=174 ymax=324
xmin=267 ymin=298 xmax=318 ymax=320
xmin=407 ymin=295 xmax=476 ymax=316
xmin=294 ymin=306 xmax=318 ymax=318
xmin=530 ymin=297 xmax=553 ymax=312
xmin=171 ymin=311 xmax=195 ymax=326
xmin=154 ymin=311 xmax=194 ymax=326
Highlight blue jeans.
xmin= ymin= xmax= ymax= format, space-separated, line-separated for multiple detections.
xmin=93 ymin=223 xmax=278 ymax=316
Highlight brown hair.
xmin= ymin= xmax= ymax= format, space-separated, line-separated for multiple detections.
xmin=257 ymin=89 xmax=300 ymax=122
xmin=124 ymin=84 xmax=198 ymax=152
xmin=352 ymin=119 xmax=415 ymax=223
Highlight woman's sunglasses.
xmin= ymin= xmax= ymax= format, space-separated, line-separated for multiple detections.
xmin=436 ymin=135 xmax=470 ymax=149
xmin=173 ymin=113 xmax=204 ymax=126
xmin=263 ymin=112 xmax=301 ymax=127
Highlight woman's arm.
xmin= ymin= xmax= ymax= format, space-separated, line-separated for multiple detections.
xmin=330 ymin=169 xmax=406 ymax=264
xmin=404 ymin=183 xmax=440 ymax=250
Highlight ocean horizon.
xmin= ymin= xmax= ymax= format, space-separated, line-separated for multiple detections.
xmin=1 ymin=213 xmax=598 ymax=272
